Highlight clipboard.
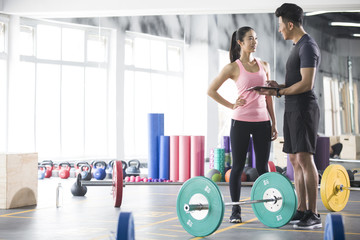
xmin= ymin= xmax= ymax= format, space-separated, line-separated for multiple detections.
xmin=246 ymin=86 xmax=282 ymax=91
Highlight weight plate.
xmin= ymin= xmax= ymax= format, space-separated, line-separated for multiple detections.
xmin=177 ymin=176 xmax=225 ymax=237
xmin=113 ymin=161 xmax=123 ymax=207
xmin=251 ymin=172 xmax=297 ymax=228
xmin=324 ymin=213 xmax=345 ymax=240
xmin=320 ymin=165 xmax=350 ymax=212
xmin=117 ymin=212 xmax=135 ymax=240
xmin=268 ymin=161 xmax=276 ymax=172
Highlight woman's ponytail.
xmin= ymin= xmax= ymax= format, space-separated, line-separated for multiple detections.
xmin=229 ymin=31 xmax=240 ymax=63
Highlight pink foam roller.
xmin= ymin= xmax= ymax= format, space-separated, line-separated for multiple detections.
xmin=170 ymin=135 xmax=179 ymax=182
xmin=191 ymin=136 xmax=202 ymax=177
xmin=179 ymin=135 xmax=190 ymax=182
xmin=200 ymin=136 xmax=205 ymax=176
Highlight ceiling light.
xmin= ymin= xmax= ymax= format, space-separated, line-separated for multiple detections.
xmin=305 ymin=10 xmax=360 ymax=16
xmin=353 ymin=34 xmax=360 ymax=37
xmin=330 ymin=22 xmax=360 ymax=27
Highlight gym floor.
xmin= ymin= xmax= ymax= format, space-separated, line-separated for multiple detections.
xmin=0 ymin=169 xmax=359 ymax=240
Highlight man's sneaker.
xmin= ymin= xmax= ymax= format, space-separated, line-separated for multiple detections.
xmin=289 ymin=210 xmax=305 ymax=224
xmin=229 ymin=205 xmax=242 ymax=223
xmin=294 ymin=210 xmax=322 ymax=229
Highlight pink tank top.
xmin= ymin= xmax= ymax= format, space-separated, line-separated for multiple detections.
xmin=232 ymin=58 xmax=270 ymax=122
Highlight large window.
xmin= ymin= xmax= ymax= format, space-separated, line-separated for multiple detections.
xmin=7 ymin=18 xmax=115 ymax=160
xmin=0 ymin=18 xmax=8 ymax=153
xmin=124 ymin=32 xmax=184 ymax=159
xmin=323 ymin=76 xmax=342 ymax=136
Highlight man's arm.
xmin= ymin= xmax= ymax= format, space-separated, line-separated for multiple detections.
xmin=278 ymin=67 xmax=316 ymax=96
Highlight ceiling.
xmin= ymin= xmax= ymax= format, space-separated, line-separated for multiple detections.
xmin=1 ymin=0 xmax=359 ymax=40
xmin=305 ymin=12 xmax=360 ymax=39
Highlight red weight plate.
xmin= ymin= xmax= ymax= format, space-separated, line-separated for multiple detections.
xmin=113 ymin=161 xmax=123 ymax=207
xmin=268 ymin=161 xmax=276 ymax=172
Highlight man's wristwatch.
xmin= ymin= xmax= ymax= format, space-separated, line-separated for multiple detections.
xmin=276 ymin=88 xmax=281 ymax=98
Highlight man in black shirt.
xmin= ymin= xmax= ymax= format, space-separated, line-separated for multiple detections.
xmin=258 ymin=3 xmax=322 ymax=229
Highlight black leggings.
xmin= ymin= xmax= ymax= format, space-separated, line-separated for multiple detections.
xmin=229 ymin=119 xmax=271 ymax=202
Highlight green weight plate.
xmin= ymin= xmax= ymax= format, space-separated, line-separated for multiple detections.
xmin=251 ymin=172 xmax=297 ymax=228
xmin=177 ymin=176 xmax=225 ymax=237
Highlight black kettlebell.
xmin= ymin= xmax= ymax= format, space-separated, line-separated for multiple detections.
xmin=80 ymin=163 xmax=92 ymax=181
xmin=122 ymin=161 xmax=127 ymax=179
xmin=71 ymin=174 xmax=87 ymax=196
xmin=126 ymin=159 xmax=141 ymax=176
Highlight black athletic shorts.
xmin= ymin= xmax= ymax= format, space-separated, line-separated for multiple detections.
xmin=283 ymin=106 xmax=320 ymax=154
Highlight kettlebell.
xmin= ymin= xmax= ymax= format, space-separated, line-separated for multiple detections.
xmin=122 ymin=160 xmax=127 ymax=179
xmin=126 ymin=159 xmax=141 ymax=176
xmin=52 ymin=163 xmax=59 ymax=177
xmin=80 ymin=163 xmax=92 ymax=181
xmin=71 ymin=174 xmax=87 ymax=196
xmin=105 ymin=160 xmax=114 ymax=179
xmin=75 ymin=161 xmax=89 ymax=177
xmin=42 ymin=160 xmax=54 ymax=178
xmin=69 ymin=163 xmax=76 ymax=178
xmin=93 ymin=161 xmax=107 ymax=180
xmin=38 ymin=165 xmax=46 ymax=180
xmin=59 ymin=162 xmax=71 ymax=179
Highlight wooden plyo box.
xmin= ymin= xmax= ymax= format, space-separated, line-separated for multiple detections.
xmin=0 ymin=153 xmax=38 ymax=209
xmin=329 ymin=136 xmax=340 ymax=146
xmin=340 ymin=135 xmax=360 ymax=160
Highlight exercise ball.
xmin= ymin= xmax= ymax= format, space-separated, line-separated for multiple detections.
xmin=225 ymin=169 xmax=231 ymax=182
xmin=206 ymin=169 xmax=222 ymax=182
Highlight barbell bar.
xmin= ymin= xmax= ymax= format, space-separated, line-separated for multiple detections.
xmin=184 ymin=197 xmax=282 ymax=212
xmin=177 ymin=172 xmax=298 ymax=237
xmin=320 ymin=164 xmax=360 ymax=212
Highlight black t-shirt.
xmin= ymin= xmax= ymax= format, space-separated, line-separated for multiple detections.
xmin=285 ymin=34 xmax=320 ymax=112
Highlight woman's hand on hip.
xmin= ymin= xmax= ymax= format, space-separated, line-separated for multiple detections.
xmin=233 ymin=95 xmax=246 ymax=109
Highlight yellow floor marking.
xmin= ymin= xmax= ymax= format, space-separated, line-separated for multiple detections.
xmin=0 ymin=209 xmax=36 ymax=217
xmin=319 ymin=212 xmax=360 ymax=217
xmin=0 ymin=215 xmax=32 ymax=219
xmin=146 ymin=232 xmax=178 ymax=237
xmin=89 ymin=234 xmax=110 ymax=240
xmin=235 ymin=226 xmax=360 ymax=235
xmin=159 ymin=228 xmax=186 ymax=233
xmin=190 ymin=217 xmax=259 ymax=239
xmin=136 ymin=217 xmax=178 ymax=230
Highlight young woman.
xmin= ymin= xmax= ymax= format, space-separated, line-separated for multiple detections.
xmin=207 ymin=26 xmax=277 ymax=223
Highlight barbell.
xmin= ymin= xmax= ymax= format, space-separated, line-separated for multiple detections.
xmin=320 ymin=164 xmax=360 ymax=212
xmin=177 ymin=172 xmax=298 ymax=237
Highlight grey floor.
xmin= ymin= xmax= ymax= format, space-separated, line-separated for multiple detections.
xmin=1 ymin=169 xmax=360 ymax=240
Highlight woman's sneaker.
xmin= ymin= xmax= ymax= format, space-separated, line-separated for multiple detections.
xmin=229 ymin=205 xmax=242 ymax=223
xmin=289 ymin=210 xmax=305 ymax=224
xmin=293 ymin=210 xmax=322 ymax=229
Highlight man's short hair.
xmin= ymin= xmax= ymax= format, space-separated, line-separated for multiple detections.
xmin=275 ymin=3 xmax=304 ymax=27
